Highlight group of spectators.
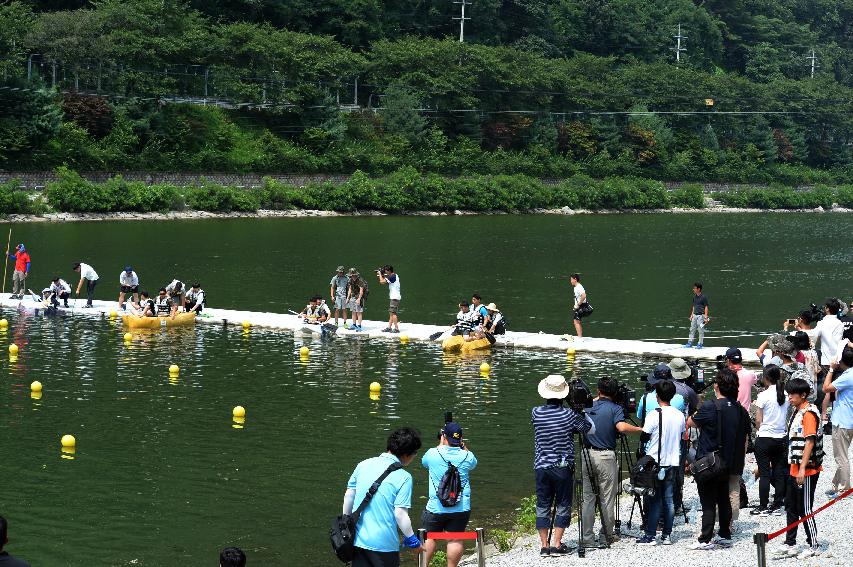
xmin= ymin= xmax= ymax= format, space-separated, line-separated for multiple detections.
xmin=327 ymin=265 xmax=401 ymax=333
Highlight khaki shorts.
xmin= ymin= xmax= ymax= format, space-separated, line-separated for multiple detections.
xmin=389 ymin=299 xmax=400 ymax=314
xmin=349 ymin=299 xmax=364 ymax=313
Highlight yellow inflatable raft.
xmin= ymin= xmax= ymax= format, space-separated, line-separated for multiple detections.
xmin=441 ymin=334 xmax=493 ymax=353
xmin=122 ymin=312 xmax=196 ymax=329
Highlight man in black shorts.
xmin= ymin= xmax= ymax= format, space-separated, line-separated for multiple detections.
xmin=118 ymin=266 xmax=139 ymax=310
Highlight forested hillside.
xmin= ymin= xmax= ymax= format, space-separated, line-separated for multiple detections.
xmin=1 ymin=0 xmax=852 ymax=183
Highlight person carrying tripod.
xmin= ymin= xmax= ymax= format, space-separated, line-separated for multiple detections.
xmin=581 ymin=377 xmax=643 ymax=549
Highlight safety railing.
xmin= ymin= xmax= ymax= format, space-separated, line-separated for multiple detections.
xmin=417 ymin=528 xmax=486 ymax=567
xmin=754 ymin=487 xmax=853 ymax=566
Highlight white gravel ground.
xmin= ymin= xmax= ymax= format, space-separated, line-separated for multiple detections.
xmin=484 ymin=440 xmax=852 ymax=567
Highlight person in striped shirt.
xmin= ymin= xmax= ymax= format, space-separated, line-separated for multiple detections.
xmin=532 ymin=374 xmax=595 ymax=557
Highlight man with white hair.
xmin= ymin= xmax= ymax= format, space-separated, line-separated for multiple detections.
xmin=532 ymin=374 xmax=595 ymax=557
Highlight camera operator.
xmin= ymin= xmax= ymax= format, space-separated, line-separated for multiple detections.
xmin=531 ymin=375 xmax=595 ymax=557
xmin=636 ymin=364 xmax=686 ymax=421
xmin=668 ymin=358 xmax=700 ymax=414
xmin=581 ymin=377 xmax=642 ymax=548
xmin=421 ymin=422 xmax=478 ymax=567
xmin=377 ymin=265 xmax=401 ymax=334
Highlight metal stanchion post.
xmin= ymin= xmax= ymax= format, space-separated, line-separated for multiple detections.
xmin=476 ymin=527 xmax=486 ymax=567
xmin=418 ymin=528 xmax=427 ymax=567
xmin=754 ymin=532 xmax=767 ymax=567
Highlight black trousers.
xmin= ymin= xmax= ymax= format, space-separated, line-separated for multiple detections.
xmin=86 ymin=279 xmax=97 ymax=306
xmin=353 ymin=547 xmax=399 ymax=567
xmin=754 ymin=436 xmax=787 ymax=508
xmin=785 ymin=472 xmax=819 ymax=548
xmin=697 ymin=476 xmax=732 ymax=543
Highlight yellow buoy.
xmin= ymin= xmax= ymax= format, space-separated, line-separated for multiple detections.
xmin=400 ymin=334 xmax=409 ymax=343
xmin=566 ymin=348 xmax=576 ymax=356
xmin=31 ymin=391 xmax=42 ymax=400
xmin=242 ymin=320 xmax=252 ymax=330
xmin=0 ymin=319 xmax=7 ymax=327
xmin=369 ymin=392 xmax=381 ymax=401
xmin=61 ymin=434 xmax=76 ymax=448
xmin=123 ymin=332 xmax=132 ymax=341
xmin=480 ymin=362 xmax=491 ymax=374
xmin=109 ymin=310 xmax=117 ymax=319
xmin=299 ymin=346 xmax=310 ymax=357
xmin=232 ymin=416 xmax=246 ymax=428
xmin=232 ymin=405 xmax=246 ymax=418
xmin=9 ymin=343 xmax=19 ymax=355
xmin=369 ymin=381 xmax=381 ymax=393
xmin=168 ymin=364 xmax=180 ymax=374
xmin=31 ymin=381 xmax=42 ymax=393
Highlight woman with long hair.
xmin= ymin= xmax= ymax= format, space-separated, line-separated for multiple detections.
xmin=751 ymin=365 xmax=790 ymax=516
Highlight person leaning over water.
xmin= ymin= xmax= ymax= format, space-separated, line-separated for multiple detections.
xmin=330 ymin=265 xmax=349 ymax=327
xmin=341 ymin=427 xmax=423 ymax=567
xmin=532 ymin=374 xmax=595 ymax=557
xmin=118 ymin=266 xmax=139 ymax=309
xmin=185 ymin=282 xmax=205 ymax=314
xmin=421 ymin=422 xmax=477 ymax=567
xmin=73 ymin=261 xmax=99 ymax=307
xmin=581 ymin=377 xmax=642 ymax=549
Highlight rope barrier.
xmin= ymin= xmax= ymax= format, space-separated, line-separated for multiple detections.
xmin=754 ymin=486 xmax=853 ymax=567
xmin=417 ymin=527 xmax=486 ymax=567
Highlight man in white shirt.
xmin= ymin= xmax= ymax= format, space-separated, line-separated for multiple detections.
xmin=118 ymin=266 xmax=139 ymax=309
xmin=636 ymin=380 xmax=686 ymax=546
xmin=378 ymin=265 xmax=401 ymax=334
xmin=571 ymin=273 xmax=589 ymax=339
xmin=73 ymin=262 xmax=99 ymax=308
xmin=813 ymin=299 xmax=844 ymax=367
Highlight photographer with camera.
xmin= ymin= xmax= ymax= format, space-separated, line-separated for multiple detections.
xmin=420 ymin=421 xmax=477 ymax=567
xmin=668 ymin=358 xmax=700 ymax=414
xmin=637 ymin=365 xmax=686 ymax=421
xmin=581 ymin=377 xmax=643 ymax=549
xmin=377 ymin=265 xmax=401 ymax=334
xmin=635 ymin=380 xmax=686 ymax=546
xmin=531 ymin=375 xmax=595 ymax=557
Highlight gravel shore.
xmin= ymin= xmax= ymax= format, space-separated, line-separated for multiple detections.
xmin=483 ymin=440 xmax=851 ymax=567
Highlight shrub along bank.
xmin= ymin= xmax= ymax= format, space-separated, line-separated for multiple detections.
xmin=4 ymin=167 xmax=853 ymax=216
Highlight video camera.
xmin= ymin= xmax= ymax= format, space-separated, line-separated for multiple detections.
xmin=566 ymin=378 xmax=594 ymax=412
xmin=640 ymin=358 xmax=708 ymax=395
xmin=809 ymin=303 xmax=825 ymax=323
xmin=613 ymin=382 xmax=638 ymax=414
xmin=437 ymin=411 xmax=452 ymax=440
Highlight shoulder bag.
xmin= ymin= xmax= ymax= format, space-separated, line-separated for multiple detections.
xmin=690 ymin=400 xmax=732 ymax=483
xmin=330 ymin=462 xmax=403 ymax=563
xmin=630 ymin=408 xmax=662 ymax=493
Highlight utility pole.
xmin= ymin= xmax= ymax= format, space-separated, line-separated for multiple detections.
xmin=453 ymin=1 xmax=471 ymax=43
xmin=672 ymin=24 xmax=687 ymax=64
xmin=806 ymin=49 xmax=818 ymax=78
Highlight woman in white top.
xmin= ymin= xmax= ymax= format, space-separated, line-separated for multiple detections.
xmin=751 ymin=365 xmax=790 ymax=515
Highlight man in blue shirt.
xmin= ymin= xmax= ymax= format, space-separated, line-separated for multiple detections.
xmin=637 ymin=364 xmax=686 ymax=422
xmin=823 ymin=346 xmax=853 ymax=498
xmin=421 ymin=422 xmax=478 ymax=567
xmin=342 ymin=427 xmax=423 ymax=567
xmin=532 ymin=374 xmax=594 ymax=557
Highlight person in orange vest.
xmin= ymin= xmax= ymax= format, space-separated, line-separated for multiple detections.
xmin=8 ymin=244 xmax=30 ymax=300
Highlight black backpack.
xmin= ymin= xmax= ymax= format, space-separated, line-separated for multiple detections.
xmin=435 ymin=452 xmax=469 ymax=507
xmin=630 ymin=409 xmax=662 ymax=494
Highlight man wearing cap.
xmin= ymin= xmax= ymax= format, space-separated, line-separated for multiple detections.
xmin=421 ymin=422 xmax=478 ymax=567
xmin=8 ymin=244 xmax=30 ymax=300
xmin=636 ymin=365 xmax=686 ymax=422
xmin=669 ymin=358 xmax=700 ymax=414
xmin=118 ymin=266 xmax=139 ymax=309
xmin=723 ymin=347 xmax=758 ymax=411
xmin=346 ymin=268 xmax=366 ymax=331
xmin=532 ymin=374 xmax=595 ymax=557
xmin=329 ymin=266 xmax=349 ymax=327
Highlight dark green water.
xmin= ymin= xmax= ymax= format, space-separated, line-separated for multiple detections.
xmin=0 ymin=214 xmax=850 ymax=566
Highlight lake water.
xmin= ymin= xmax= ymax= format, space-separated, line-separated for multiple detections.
xmin=0 ymin=213 xmax=850 ymax=566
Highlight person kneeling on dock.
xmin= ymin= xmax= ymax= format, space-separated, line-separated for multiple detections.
xmin=185 ymin=283 xmax=205 ymax=314
xmin=45 ymin=277 xmax=71 ymax=308
xmin=300 ymin=295 xmax=330 ymax=324
xmin=132 ymin=290 xmax=156 ymax=317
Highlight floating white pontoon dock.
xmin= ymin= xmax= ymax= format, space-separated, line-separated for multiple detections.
xmin=0 ymin=293 xmax=758 ymax=363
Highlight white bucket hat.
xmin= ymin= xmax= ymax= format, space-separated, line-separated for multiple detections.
xmin=538 ymin=374 xmax=570 ymax=399
xmin=668 ymin=358 xmax=692 ymax=380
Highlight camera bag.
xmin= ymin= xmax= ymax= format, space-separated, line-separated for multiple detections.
xmin=630 ymin=409 xmax=662 ymax=493
xmin=690 ymin=400 xmax=730 ymax=484
xmin=576 ymin=302 xmax=594 ymax=319
xmin=330 ymin=462 xmax=402 ymax=563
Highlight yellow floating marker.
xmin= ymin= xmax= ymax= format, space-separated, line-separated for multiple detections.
xmin=31 ymin=391 xmax=42 ymax=400
xmin=480 ymin=362 xmax=491 ymax=374
xmin=242 ymin=320 xmax=252 ymax=330
xmin=109 ymin=310 xmax=117 ymax=319
xmin=369 ymin=381 xmax=381 ymax=393
xmin=369 ymin=392 xmax=380 ymax=401
xmin=232 ymin=405 xmax=246 ymax=418
xmin=566 ymin=348 xmax=576 ymax=356
xmin=232 ymin=416 xmax=245 ymax=428
xmin=299 ymin=346 xmax=310 ymax=357
xmin=0 ymin=319 xmax=7 ymax=328
xmin=168 ymin=364 xmax=180 ymax=374
xmin=31 ymin=381 xmax=42 ymax=393
xmin=123 ymin=332 xmax=132 ymax=341
xmin=61 ymin=434 xmax=76 ymax=448
xmin=9 ymin=343 xmax=19 ymax=356
xmin=400 ymin=334 xmax=409 ymax=343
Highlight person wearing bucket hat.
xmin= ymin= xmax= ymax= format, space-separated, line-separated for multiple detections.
xmin=8 ymin=243 xmax=30 ymax=300
xmin=345 ymin=268 xmax=366 ymax=331
xmin=668 ymin=357 xmax=700 ymax=413
xmin=483 ymin=303 xmax=506 ymax=335
xmin=329 ymin=266 xmax=349 ymax=327
xmin=636 ymin=364 xmax=686 ymax=421
xmin=531 ymin=374 xmax=594 ymax=557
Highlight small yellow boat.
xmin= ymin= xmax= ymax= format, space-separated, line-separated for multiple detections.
xmin=441 ymin=334 xmax=493 ymax=353
xmin=122 ymin=312 xmax=196 ymax=329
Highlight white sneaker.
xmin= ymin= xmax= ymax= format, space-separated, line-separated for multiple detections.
xmin=771 ymin=545 xmax=798 ymax=559
xmin=690 ymin=541 xmax=716 ymax=550
xmin=796 ymin=548 xmax=819 ymax=560
xmin=660 ymin=535 xmax=673 ymax=545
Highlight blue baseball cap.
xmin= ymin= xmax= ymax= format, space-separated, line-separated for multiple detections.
xmin=442 ymin=422 xmax=463 ymax=446
xmin=124 ymin=266 xmax=133 ymax=273
xmin=17 ymin=244 xmax=24 ymax=251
